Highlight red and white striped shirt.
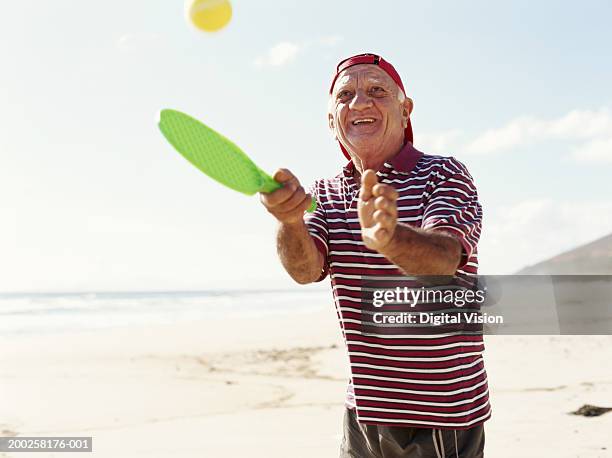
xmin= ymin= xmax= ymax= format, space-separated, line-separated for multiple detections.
xmin=304 ymin=142 xmax=491 ymax=429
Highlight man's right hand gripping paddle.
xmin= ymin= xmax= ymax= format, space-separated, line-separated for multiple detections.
xmin=260 ymin=169 xmax=314 ymax=225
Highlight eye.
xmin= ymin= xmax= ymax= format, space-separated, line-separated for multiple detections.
xmin=370 ymin=86 xmax=386 ymax=96
xmin=337 ymin=89 xmax=353 ymax=102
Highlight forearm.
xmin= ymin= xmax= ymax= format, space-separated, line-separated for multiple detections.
xmin=277 ymin=221 xmax=324 ymax=284
xmin=379 ymin=223 xmax=462 ymax=276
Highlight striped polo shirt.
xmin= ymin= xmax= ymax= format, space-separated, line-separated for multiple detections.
xmin=303 ymin=141 xmax=491 ymax=429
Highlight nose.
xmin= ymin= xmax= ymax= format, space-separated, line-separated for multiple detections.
xmin=349 ymin=88 xmax=372 ymax=111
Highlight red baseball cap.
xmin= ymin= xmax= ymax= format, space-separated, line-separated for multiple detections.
xmin=329 ymin=53 xmax=413 ymax=161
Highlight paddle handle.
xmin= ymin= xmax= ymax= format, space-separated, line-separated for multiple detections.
xmin=260 ymin=173 xmax=317 ymax=213
xmin=306 ymin=197 xmax=317 ymax=213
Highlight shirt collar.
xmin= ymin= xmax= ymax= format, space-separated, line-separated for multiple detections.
xmin=342 ymin=141 xmax=423 ymax=178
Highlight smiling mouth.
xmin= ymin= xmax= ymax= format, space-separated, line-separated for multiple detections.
xmin=351 ymin=118 xmax=376 ymax=125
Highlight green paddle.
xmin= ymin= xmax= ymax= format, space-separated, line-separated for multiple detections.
xmin=158 ymin=109 xmax=316 ymax=212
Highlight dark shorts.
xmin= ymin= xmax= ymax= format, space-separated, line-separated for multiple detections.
xmin=340 ymin=407 xmax=485 ymax=458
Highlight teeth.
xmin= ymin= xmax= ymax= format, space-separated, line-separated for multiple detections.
xmin=353 ymin=118 xmax=375 ymax=125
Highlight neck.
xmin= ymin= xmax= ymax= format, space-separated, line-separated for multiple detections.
xmin=350 ymin=137 xmax=404 ymax=175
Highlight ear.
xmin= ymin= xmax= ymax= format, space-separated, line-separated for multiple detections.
xmin=401 ymin=97 xmax=414 ymax=127
xmin=328 ymin=112 xmax=337 ymax=139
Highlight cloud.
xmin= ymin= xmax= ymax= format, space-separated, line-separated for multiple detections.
xmin=463 ymin=115 xmax=538 ymax=154
xmin=417 ymin=129 xmax=464 ymax=155
xmin=571 ymin=136 xmax=612 ymax=163
xmin=478 ymin=198 xmax=612 ymax=274
xmin=254 ymin=35 xmax=344 ymax=68
xmin=418 ymin=107 xmax=612 ymax=164
xmin=254 ymin=41 xmax=301 ymax=68
xmin=464 ymin=108 xmax=612 ymax=155
xmin=546 ymin=108 xmax=612 ymax=139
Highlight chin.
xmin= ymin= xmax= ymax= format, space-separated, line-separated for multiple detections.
xmin=347 ymin=138 xmax=381 ymax=154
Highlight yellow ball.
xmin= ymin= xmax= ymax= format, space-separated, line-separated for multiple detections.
xmin=186 ymin=0 xmax=232 ymax=32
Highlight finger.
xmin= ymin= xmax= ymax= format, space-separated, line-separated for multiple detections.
xmin=261 ymin=180 xmax=299 ymax=207
xmin=272 ymin=185 xmax=307 ymax=213
xmin=374 ymin=195 xmax=397 ymax=217
xmin=273 ymin=168 xmax=299 ymax=185
xmin=373 ymin=209 xmax=395 ymax=228
xmin=359 ymin=169 xmax=378 ymax=201
xmin=274 ymin=193 xmax=312 ymax=220
xmin=372 ymin=183 xmax=398 ymax=201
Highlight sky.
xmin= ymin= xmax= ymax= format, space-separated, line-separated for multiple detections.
xmin=1 ymin=0 xmax=612 ymax=292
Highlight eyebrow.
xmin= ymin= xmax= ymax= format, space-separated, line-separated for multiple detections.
xmin=334 ymin=73 xmax=391 ymax=95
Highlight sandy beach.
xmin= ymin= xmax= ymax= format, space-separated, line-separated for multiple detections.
xmin=1 ymin=305 xmax=611 ymax=457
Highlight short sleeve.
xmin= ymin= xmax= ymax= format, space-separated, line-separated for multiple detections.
xmin=421 ymin=157 xmax=483 ymax=270
xmin=303 ymin=181 xmax=329 ymax=281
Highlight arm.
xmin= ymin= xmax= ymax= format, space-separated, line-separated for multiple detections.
xmin=260 ymin=169 xmax=325 ymax=284
xmin=379 ymin=224 xmax=462 ymax=275
xmin=358 ymin=169 xmax=462 ymax=276
xmin=277 ymin=221 xmax=324 ymax=284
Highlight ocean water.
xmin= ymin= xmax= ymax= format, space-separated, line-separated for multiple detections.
xmin=0 ymin=289 xmax=331 ymax=335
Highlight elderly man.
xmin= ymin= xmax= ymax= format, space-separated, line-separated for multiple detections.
xmin=261 ymin=53 xmax=490 ymax=458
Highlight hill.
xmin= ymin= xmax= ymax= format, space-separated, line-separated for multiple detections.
xmin=516 ymin=233 xmax=612 ymax=274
